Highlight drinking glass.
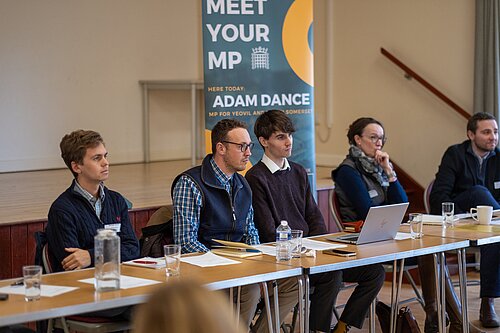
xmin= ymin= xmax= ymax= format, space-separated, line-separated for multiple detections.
xmin=290 ymin=230 xmax=303 ymax=258
xmin=408 ymin=213 xmax=423 ymax=239
xmin=442 ymin=202 xmax=455 ymax=228
xmin=164 ymin=244 xmax=181 ymax=276
xmin=23 ymin=265 xmax=42 ymax=301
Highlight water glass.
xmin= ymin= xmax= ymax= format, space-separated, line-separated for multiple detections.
xmin=408 ymin=213 xmax=423 ymax=239
xmin=442 ymin=202 xmax=455 ymax=228
xmin=290 ymin=230 xmax=303 ymax=258
xmin=164 ymin=244 xmax=181 ymax=276
xmin=23 ymin=265 xmax=42 ymax=301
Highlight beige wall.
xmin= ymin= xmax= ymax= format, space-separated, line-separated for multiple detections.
xmin=314 ymin=0 xmax=474 ymax=187
xmin=0 ymin=0 xmax=202 ymax=172
xmin=0 ymin=0 xmax=474 ymax=186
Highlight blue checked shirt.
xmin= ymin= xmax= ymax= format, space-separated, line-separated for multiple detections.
xmin=73 ymin=181 xmax=105 ymax=220
xmin=173 ymin=157 xmax=260 ymax=253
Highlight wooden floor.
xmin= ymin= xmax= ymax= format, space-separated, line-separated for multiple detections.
xmin=304 ymin=270 xmax=500 ymax=333
xmin=0 ymin=160 xmax=335 ymax=226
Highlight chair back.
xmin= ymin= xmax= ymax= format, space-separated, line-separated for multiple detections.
xmin=423 ymin=180 xmax=434 ymax=214
xmin=34 ymin=231 xmax=54 ymax=274
xmin=140 ymin=205 xmax=174 ymax=258
xmin=328 ymin=190 xmax=345 ymax=232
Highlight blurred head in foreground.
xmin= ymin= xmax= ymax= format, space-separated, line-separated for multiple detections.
xmin=133 ymin=280 xmax=246 ymax=333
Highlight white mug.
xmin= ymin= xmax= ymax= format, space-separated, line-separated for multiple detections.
xmin=470 ymin=205 xmax=493 ymax=225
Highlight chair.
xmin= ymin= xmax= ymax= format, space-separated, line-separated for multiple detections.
xmin=328 ymin=190 xmax=345 ymax=232
xmin=328 ymin=191 xmax=425 ymax=310
xmin=423 ymin=179 xmax=434 ymax=215
xmin=34 ymin=231 xmax=131 ymax=333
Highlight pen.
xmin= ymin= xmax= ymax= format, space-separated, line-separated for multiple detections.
xmin=133 ymin=260 xmax=158 ymax=264
xmin=11 ymin=279 xmax=23 ymax=286
xmin=231 ymin=248 xmax=261 ymax=253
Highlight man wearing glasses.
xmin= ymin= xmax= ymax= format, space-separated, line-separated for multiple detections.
xmin=171 ymin=118 xmax=298 ymax=332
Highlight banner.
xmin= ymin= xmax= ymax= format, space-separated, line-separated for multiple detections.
xmin=202 ymin=0 xmax=316 ymax=190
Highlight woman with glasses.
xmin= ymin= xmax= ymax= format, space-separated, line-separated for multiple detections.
xmin=332 ymin=117 xmax=483 ymax=333
xmin=331 ymin=117 xmax=407 ymax=222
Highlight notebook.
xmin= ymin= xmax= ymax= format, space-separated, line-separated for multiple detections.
xmin=211 ymin=239 xmax=262 ymax=258
xmin=326 ymin=202 xmax=409 ymax=245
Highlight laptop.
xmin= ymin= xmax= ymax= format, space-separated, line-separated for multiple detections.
xmin=326 ymin=202 xmax=409 ymax=245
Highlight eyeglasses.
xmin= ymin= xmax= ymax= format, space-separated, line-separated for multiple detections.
xmin=222 ymin=141 xmax=254 ymax=152
xmin=363 ymin=135 xmax=387 ymax=144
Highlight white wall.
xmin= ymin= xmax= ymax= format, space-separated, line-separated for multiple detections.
xmin=0 ymin=0 xmax=201 ymax=172
xmin=314 ymin=0 xmax=474 ymax=187
xmin=0 ymin=0 xmax=475 ymax=186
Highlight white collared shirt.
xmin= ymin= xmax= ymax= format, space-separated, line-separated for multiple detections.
xmin=261 ymin=153 xmax=291 ymax=174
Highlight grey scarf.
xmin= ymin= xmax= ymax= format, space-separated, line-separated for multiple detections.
xmin=349 ymin=145 xmax=389 ymax=187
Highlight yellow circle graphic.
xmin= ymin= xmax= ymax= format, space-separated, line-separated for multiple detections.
xmin=282 ymin=0 xmax=314 ymax=87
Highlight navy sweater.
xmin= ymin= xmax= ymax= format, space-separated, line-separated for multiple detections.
xmin=46 ymin=181 xmax=139 ymax=272
xmin=246 ymin=161 xmax=326 ymax=243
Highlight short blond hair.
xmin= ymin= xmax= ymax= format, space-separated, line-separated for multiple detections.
xmin=133 ymin=281 xmax=246 ymax=333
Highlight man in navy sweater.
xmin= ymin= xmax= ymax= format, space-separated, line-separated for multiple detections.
xmin=46 ymin=130 xmax=139 ymax=273
xmin=246 ymin=110 xmax=385 ymax=333
xmin=430 ymin=112 xmax=500 ymax=328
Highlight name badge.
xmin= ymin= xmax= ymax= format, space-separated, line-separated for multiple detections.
xmin=368 ymin=189 xmax=379 ymax=198
xmin=105 ymin=223 xmax=121 ymax=232
xmin=495 ymin=181 xmax=500 ymax=190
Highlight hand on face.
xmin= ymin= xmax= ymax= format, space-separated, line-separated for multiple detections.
xmin=374 ymin=150 xmax=391 ymax=170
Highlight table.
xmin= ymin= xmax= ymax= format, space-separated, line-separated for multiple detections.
xmin=408 ymin=220 xmax=500 ymax=333
xmin=246 ymin=234 xmax=470 ymax=333
xmin=0 ymin=258 xmax=302 ymax=328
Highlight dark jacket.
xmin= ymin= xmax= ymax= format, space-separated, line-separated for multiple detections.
xmin=171 ymin=154 xmax=252 ymax=249
xmin=46 ymin=180 xmax=140 ymax=272
xmin=430 ymin=140 xmax=500 ymax=214
xmin=332 ymin=156 xmax=408 ymax=221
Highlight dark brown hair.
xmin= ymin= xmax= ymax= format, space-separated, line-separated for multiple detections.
xmin=211 ymin=119 xmax=247 ymax=154
xmin=60 ymin=130 xmax=104 ymax=178
xmin=347 ymin=117 xmax=384 ymax=145
xmin=467 ymin=112 xmax=496 ymax=133
xmin=253 ymin=109 xmax=296 ymax=143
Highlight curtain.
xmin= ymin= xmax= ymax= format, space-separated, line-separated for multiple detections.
xmin=474 ymin=0 xmax=500 ymax=119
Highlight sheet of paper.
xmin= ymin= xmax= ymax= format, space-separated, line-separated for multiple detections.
xmin=301 ymin=238 xmax=347 ymax=250
xmin=123 ymin=257 xmax=166 ymax=269
xmin=180 ymin=252 xmax=241 ymax=267
xmin=254 ymin=239 xmax=346 ymax=257
xmin=0 ymin=284 xmax=78 ymax=297
xmin=78 ymin=275 xmax=161 ymax=289
xmin=253 ymin=244 xmax=277 ymax=256
xmin=394 ymin=232 xmax=412 ymax=240
xmin=421 ymin=214 xmax=461 ymax=225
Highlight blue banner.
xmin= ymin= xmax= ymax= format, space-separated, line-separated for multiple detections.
xmin=202 ymin=0 xmax=316 ymax=189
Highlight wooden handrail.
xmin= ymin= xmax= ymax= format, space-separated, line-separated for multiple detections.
xmin=381 ymin=48 xmax=471 ymax=120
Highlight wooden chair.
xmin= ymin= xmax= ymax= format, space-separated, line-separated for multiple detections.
xmin=34 ymin=231 xmax=131 ymax=333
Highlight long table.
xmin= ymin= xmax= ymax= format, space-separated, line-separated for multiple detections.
xmin=244 ymin=233 xmax=470 ymax=333
xmin=0 ymin=258 xmax=303 ymax=327
xmin=0 ymin=233 xmax=472 ymax=333
xmin=405 ymin=220 xmax=500 ymax=333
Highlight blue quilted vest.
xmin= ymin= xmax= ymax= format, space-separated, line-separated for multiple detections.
xmin=171 ymin=155 xmax=252 ymax=249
